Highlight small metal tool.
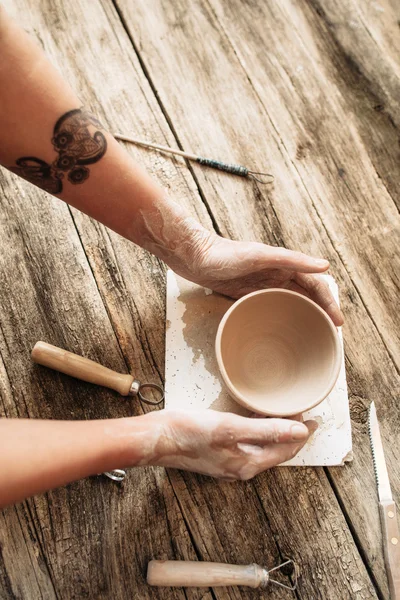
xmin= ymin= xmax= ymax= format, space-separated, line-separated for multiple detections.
xmin=147 ymin=558 xmax=298 ymax=591
xmin=369 ymin=402 xmax=400 ymax=599
xmin=114 ymin=133 xmax=274 ymax=185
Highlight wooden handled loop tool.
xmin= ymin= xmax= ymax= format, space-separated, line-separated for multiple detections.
xmin=147 ymin=558 xmax=298 ymax=591
xmin=114 ymin=134 xmax=274 ymax=185
xmin=31 ymin=341 xmax=165 ymax=483
xmin=31 ymin=341 xmax=164 ymax=405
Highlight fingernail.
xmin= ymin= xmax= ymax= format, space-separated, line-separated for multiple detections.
xmin=315 ymin=258 xmax=329 ymax=268
xmin=291 ymin=424 xmax=308 ymax=441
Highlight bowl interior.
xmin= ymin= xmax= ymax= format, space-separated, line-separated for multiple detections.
xmin=217 ymin=290 xmax=340 ymax=415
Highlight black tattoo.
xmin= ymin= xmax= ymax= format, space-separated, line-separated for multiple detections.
xmin=9 ymin=108 xmax=107 ymax=194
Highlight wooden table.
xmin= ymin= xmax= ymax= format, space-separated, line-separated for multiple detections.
xmin=0 ymin=1 xmax=399 ymax=598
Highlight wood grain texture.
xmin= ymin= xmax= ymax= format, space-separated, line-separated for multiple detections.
xmin=111 ymin=0 xmax=399 ymax=596
xmin=1 ymin=0 xmax=291 ymax=598
xmin=310 ymin=0 xmax=400 ymax=132
xmin=0 ymin=0 xmax=398 ymax=598
xmin=0 ymin=3 xmax=206 ymax=597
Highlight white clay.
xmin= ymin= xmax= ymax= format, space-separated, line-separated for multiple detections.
xmin=128 ymin=195 xmax=343 ymax=325
xmin=104 ymin=410 xmax=317 ymax=481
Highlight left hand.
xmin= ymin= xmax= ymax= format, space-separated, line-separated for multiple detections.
xmin=182 ymin=232 xmax=344 ymax=326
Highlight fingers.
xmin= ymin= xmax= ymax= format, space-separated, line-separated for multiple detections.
xmin=235 ymin=420 xmax=318 ymax=479
xmin=295 ymin=273 xmax=344 ymax=326
xmin=217 ymin=415 xmax=312 ymax=446
xmin=259 ymin=419 xmax=318 ymax=467
xmin=259 ymin=246 xmax=330 ymax=274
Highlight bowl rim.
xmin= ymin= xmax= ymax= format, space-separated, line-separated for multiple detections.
xmin=215 ymin=288 xmax=342 ymax=416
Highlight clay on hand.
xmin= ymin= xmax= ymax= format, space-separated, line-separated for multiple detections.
xmin=130 ymin=198 xmax=344 ymax=326
xmin=118 ymin=410 xmax=318 ymax=480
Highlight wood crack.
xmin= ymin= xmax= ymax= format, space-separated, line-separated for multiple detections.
xmin=111 ymin=0 xmax=222 ymax=237
xmin=65 ymin=206 xmax=131 ymax=375
xmin=203 ymin=0 xmax=400 ymax=379
xmin=25 ymin=499 xmax=60 ymax=600
xmin=323 ymin=468 xmax=385 ymax=600
xmin=165 ymin=472 xmax=223 ymax=600
xmin=252 ymin=484 xmax=300 ymax=596
xmin=103 ymin=227 xmax=164 ymax=385
xmin=13 ymin=505 xmax=52 ymax=599
xmin=307 ymin=0 xmax=400 ymax=214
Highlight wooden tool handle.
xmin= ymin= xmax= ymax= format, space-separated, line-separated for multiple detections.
xmin=32 ymin=341 xmax=134 ymax=396
xmin=379 ymin=501 xmax=400 ymax=599
xmin=147 ymin=561 xmax=269 ymax=588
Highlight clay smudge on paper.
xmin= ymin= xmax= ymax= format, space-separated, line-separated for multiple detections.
xmin=178 ymin=277 xmax=248 ymax=414
xmin=179 ymin=283 xmax=231 ymax=368
xmin=166 ymin=271 xmax=353 ymax=464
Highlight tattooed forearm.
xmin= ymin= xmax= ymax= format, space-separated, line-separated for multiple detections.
xmin=9 ymin=108 xmax=107 ymax=194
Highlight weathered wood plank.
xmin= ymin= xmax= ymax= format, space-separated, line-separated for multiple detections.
xmin=36 ymin=0 xmax=298 ymax=594
xmin=309 ymin=0 xmax=400 ymax=133
xmin=0 ymin=164 xmax=197 ymax=599
xmin=0 ymin=505 xmax=57 ymax=600
xmin=199 ymin=1 xmax=400 ymax=594
xmin=111 ymin=0 xmax=399 ymax=596
xmin=0 ymin=0 xmax=295 ymax=598
xmin=0 ymin=344 xmax=57 ymax=599
xmin=207 ymin=0 xmax=400 ymax=361
xmin=1 ymin=0 xmax=396 ymax=598
xmin=14 ymin=0 xmax=374 ymax=598
xmin=304 ymin=0 xmax=400 ymax=212
xmin=169 ymin=468 xmax=378 ymax=599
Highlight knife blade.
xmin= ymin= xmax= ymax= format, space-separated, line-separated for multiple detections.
xmin=368 ymin=402 xmax=400 ymax=599
xmin=369 ymin=401 xmax=393 ymax=502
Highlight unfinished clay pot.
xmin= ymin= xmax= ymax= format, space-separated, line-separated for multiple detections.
xmin=215 ymin=289 xmax=341 ymax=416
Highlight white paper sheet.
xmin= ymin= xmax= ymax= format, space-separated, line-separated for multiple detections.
xmin=165 ymin=271 xmax=352 ymax=466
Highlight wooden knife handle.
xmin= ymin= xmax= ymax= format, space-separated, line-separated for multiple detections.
xmin=147 ymin=560 xmax=269 ymax=588
xmin=379 ymin=501 xmax=400 ymax=599
xmin=32 ymin=341 xmax=134 ymax=396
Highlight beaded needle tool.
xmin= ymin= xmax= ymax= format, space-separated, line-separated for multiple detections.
xmin=114 ymin=133 xmax=274 ymax=184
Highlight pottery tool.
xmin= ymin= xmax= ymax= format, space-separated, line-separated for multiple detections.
xmin=147 ymin=559 xmax=298 ymax=591
xmin=31 ymin=341 xmax=164 ymax=483
xmin=368 ymin=402 xmax=400 ymax=599
xmin=165 ymin=271 xmax=352 ymax=466
xmin=32 ymin=341 xmax=164 ymax=404
xmin=114 ymin=133 xmax=274 ymax=184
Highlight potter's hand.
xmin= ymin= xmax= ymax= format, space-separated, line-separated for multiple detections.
xmin=0 ymin=9 xmax=343 ymax=328
xmin=133 ymin=199 xmax=343 ymax=327
xmin=142 ymin=410 xmax=318 ymax=480
xmin=183 ymin=233 xmax=344 ymax=326
xmin=0 ymin=410 xmax=316 ymax=506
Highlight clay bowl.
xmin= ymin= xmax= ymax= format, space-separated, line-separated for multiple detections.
xmin=215 ymin=289 xmax=341 ymax=416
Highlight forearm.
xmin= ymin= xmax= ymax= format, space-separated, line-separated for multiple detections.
xmin=0 ymin=8 xmax=209 ymax=272
xmin=0 ymin=412 xmax=165 ymax=508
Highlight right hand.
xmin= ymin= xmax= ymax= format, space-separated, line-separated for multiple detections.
xmin=144 ymin=410 xmax=318 ymax=480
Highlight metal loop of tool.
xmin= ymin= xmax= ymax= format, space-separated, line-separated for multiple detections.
xmin=103 ymin=469 xmax=126 ymax=482
xmin=247 ymin=170 xmax=275 ymax=185
xmin=266 ymin=559 xmax=298 ymax=591
xmin=102 ymin=382 xmax=164 ymax=483
xmin=130 ymin=379 xmax=165 ymax=406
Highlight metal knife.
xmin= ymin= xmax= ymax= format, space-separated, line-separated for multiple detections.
xmin=369 ymin=402 xmax=400 ymax=599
